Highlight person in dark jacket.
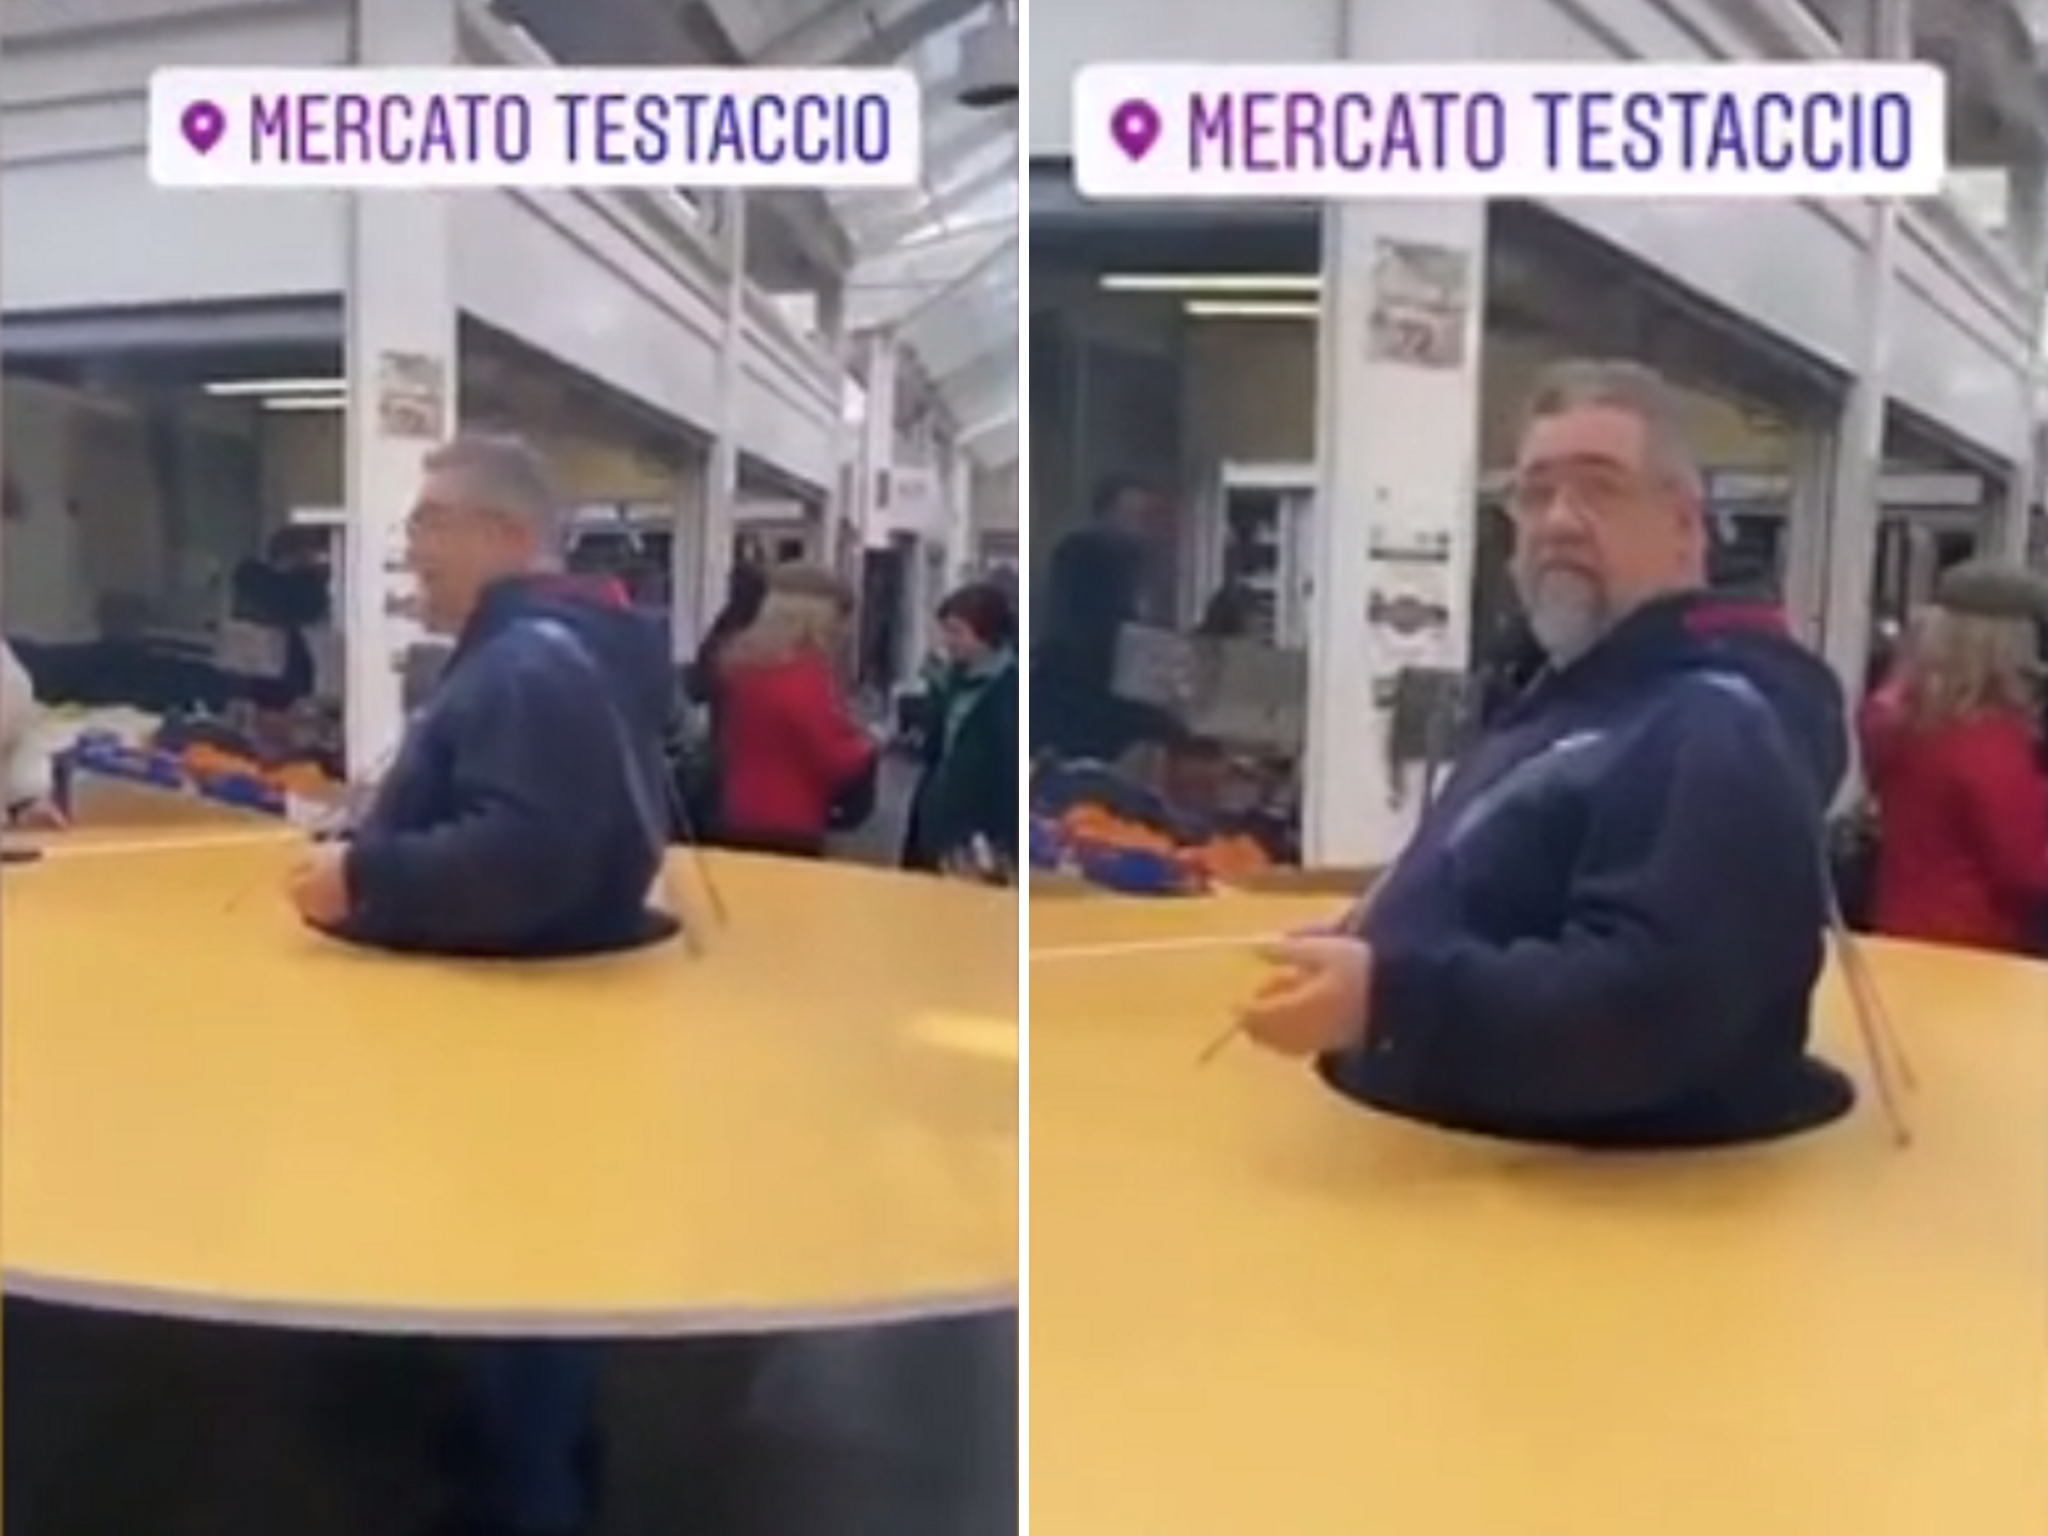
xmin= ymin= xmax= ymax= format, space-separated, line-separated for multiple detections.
xmin=1236 ymin=360 xmax=1855 ymax=1150
xmin=675 ymin=563 xmax=770 ymax=833
xmin=224 ymin=524 xmax=331 ymax=737
xmin=286 ymin=454 xmax=674 ymax=960
xmin=284 ymin=433 xmax=674 ymax=1536
xmin=1031 ymin=475 xmax=1180 ymax=761
xmin=1472 ymin=606 xmax=1546 ymax=730
xmin=903 ymin=581 xmax=1019 ymax=875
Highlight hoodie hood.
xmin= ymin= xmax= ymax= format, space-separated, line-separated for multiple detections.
xmin=458 ymin=574 xmax=674 ymax=735
xmin=1536 ymin=590 xmax=1849 ymax=808
xmin=1688 ymin=603 xmax=1849 ymax=806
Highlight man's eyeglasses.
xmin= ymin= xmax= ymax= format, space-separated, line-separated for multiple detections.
xmin=404 ymin=501 xmax=467 ymax=541
xmin=1502 ymin=467 xmax=1649 ymax=524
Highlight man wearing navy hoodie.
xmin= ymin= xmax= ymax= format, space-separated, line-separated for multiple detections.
xmin=1241 ymin=360 xmax=1856 ymax=1149
xmin=285 ymin=433 xmax=672 ymax=1536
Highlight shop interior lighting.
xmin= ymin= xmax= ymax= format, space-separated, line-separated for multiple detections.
xmin=204 ymin=377 xmax=346 ymax=397
xmin=260 ymin=395 xmax=347 ymax=412
xmin=1099 ymin=273 xmax=1319 ymax=294
xmin=1182 ymin=299 xmax=1321 ymax=320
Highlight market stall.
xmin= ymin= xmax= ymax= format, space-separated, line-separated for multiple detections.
xmin=1029 ymin=624 xmax=1373 ymax=893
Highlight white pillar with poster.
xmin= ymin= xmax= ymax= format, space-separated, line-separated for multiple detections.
xmin=856 ymin=332 xmax=901 ymax=547
xmin=1300 ymin=0 xmax=1492 ymax=870
xmin=1306 ymin=203 xmax=1488 ymax=869
xmin=341 ymin=0 xmax=459 ymax=780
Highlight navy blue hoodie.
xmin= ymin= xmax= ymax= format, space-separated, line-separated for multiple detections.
xmin=1324 ymin=591 xmax=1857 ymax=1148
xmin=338 ymin=576 xmax=676 ymax=958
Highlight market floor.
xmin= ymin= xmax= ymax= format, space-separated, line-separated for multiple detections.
xmin=4 ymin=1299 xmax=1018 ymax=1536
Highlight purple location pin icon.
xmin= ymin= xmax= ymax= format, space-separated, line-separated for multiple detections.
xmin=1109 ymin=99 xmax=1162 ymax=163
xmin=180 ymin=100 xmax=227 ymax=156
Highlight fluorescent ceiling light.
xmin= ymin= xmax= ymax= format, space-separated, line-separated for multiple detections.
xmin=1101 ymin=273 xmax=1319 ymax=295
xmin=205 ymin=377 xmax=345 ymax=397
xmin=261 ymin=395 xmax=346 ymax=412
xmin=1183 ymin=300 xmax=1320 ymax=320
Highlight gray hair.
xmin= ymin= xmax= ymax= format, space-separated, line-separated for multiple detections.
xmin=1521 ymin=359 xmax=1703 ymax=500
xmin=422 ymin=432 xmax=562 ymax=531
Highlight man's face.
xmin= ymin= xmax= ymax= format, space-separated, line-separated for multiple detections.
xmin=1505 ymin=405 xmax=1700 ymax=664
xmin=405 ymin=470 xmax=531 ymax=634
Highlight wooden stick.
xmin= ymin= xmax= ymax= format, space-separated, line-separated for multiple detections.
xmin=1192 ymin=874 xmax=1388 ymax=1066
xmin=1832 ymin=923 xmax=1916 ymax=1089
xmin=1823 ymin=888 xmax=1916 ymax=1147
xmin=1830 ymin=929 xmax=1915 ymax=1147
xmin=35 ymin=829 xmax=295 ymax=860
xmin=1028 ymin=933 xmax=1282 ymax=964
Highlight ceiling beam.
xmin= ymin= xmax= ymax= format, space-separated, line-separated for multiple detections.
xmin=958 ymin=412 xmax=1019 ymax=467
xmin=756 ymin=0 xmax=984 ymax=66
xmin=847 ymin=222 xmax=1010 ymax=328
xmin=931 ymin=101 xmax=1017 ymax=161
xmin=944 ymin=364 xmax=1015 ymax=429
xmin=843 ymin=148 xmax=1014 ymax=249
xmin=506 ymin=0 xmax=858 ymax=282
xmin=906 ymin=277 xmax=1016 ymax=360
xmin=931 ymin=341 xmax=1014 ymax=400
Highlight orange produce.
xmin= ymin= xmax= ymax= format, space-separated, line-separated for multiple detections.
xmin=1059 ymin=805 xmax=1175 ymax=854
xmin=1185 ymin=834 xmax=1273 ymax=880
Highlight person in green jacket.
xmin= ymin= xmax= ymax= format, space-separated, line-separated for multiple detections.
xmin=902 ymin=582 xmax=1019 ymax=876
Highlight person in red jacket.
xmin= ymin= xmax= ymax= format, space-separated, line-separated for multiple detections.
xmin=1860 ymin=602 xmax=2048 ymax=954
xmin=711 ymin=563 xmax=877 ymax=857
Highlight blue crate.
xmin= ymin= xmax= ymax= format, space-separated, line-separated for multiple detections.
xmin=1072 ymin=843 xmax=1200 ymax=897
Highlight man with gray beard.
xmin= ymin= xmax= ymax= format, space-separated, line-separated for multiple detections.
xmin=1238 ymin=360 xmax=1857 ymax=1148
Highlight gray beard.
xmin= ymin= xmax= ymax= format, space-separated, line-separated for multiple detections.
xmin=1521 ymin=570 xmax=1610 ymax=666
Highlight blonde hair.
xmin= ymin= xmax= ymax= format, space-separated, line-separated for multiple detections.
xmin=722 ymin=564 xmax=853 ymax=668
xmin=1897 ymin=603 xmax=2041 ymax=730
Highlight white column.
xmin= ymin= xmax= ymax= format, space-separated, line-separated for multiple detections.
xmin=341 ymin=0 xmax=458 ymax=778
xmin=2007 ymin=164 xmax=2046 ymax=276
xmin=949 ymin=446 xmax=976 ymax=583
xmin=817 ymin=278 xmax=853 ymax=571
xmin=1815 ymin=0 xmax=1910 ymax=698
xmin=1301 ymin=0 xmax=1493 ymax=868
xmin=856 ymin=332 xmax=899 ymax=548
xmin=1779 ymin=421 xmax=1838 ymax=646
xmin=1997 ymin=163 xmax=2047 ymax=564
xmin=699 ymin=189 xmax=746 ymax=629
xmin=668 ymin=453 xmax=709 ymax=656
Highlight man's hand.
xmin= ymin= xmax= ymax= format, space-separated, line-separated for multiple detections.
xmin=285 ymin=845 xmax=353 ymax=927
xmin=1235 ymin=936 xmax=1373 ymax=1057
xmin=10 ymin=799 xmax=68 ymax=830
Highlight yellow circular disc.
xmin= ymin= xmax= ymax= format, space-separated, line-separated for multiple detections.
xmin=4 ymin=839 xmax=1018 ymax=1334
xmin=1030 ymin=889 xmax=2048 ymax=1535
